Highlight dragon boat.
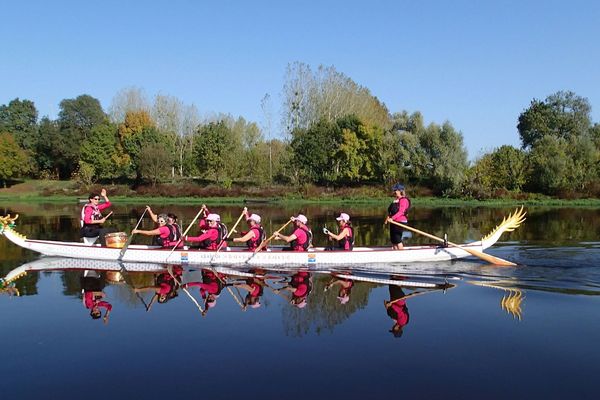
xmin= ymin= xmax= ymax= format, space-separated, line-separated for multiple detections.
xmin=0 ymin=208 xmax=525 ymax=267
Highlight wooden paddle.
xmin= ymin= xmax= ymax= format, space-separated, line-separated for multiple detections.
xmin=384 ymin=285 xmax=455 ymax=307
xmin=167 ymin=265 xmax=204 ymax=313
xmin=215 ymin=208 xmax=247 ymax=253
xmin=118 ymin=208 xmax=147 ymax=261
xmin=254 ymin=218 xmax=293 ymax=253
xmin=165 ymin=208 xmax=205 ymax=262
xmin=387 ymin=219 xmax=516 ymax=266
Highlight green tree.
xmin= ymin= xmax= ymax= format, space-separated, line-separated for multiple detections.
xmin=489 ymin=145 xmax=528 ymax=191
xmin=80 ymin=122 xmax=128 ymax=180
xmin=517 ymin=91 xmax=592 ymax=149
xmin=193 ymin=121 xmax=237 ymax=183
xmin=527 ymin=136 xmax=569 ymax=193
xmin=0 ymin=98 xmax=38 ymax=152
xmin=56 ymin=95 xmax=108 ymax=178
xmin=289 ymin=119 xmax=339 ymax=184
xmin=58 ymin=95 xmax=108 ymax=139
xmin=35 ymin=117 xmax=61 ymax=176
xmin=138 ymin=142 xmax=175 ymax=186
xmin=0 ymin=132 xmax=30 ymax=186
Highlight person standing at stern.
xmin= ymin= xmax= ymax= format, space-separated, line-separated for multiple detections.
xmin=386 ymin=183 xmax=411 ymax=250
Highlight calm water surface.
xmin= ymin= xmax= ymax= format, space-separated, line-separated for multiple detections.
xmin=1 ymin=202 xmax=599 ymax=399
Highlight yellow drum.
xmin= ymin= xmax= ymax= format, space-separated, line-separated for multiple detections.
xmin=105 ymin=232 xmax=128 ymax=249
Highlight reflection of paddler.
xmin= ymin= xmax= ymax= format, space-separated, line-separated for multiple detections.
xmin=183 ymin=269 xmax=227 ymax=314
xmin=81 ymin=270 xmax=112 ymax=324
xmin=324 ymin=275 xmax=354 ymax=305
xmin=134 ymin=267 xmax=182 ymax=306
xmin=384 ymin=285 xmax=410 ymax=338
xmin=233 ymin=273 xmax=265 ymax=310
xmin=273 ymin=271 xmax=312 ymax=308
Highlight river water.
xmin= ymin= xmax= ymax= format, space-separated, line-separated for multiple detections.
xmin=1 ymin=202 xmax=599 ymax=399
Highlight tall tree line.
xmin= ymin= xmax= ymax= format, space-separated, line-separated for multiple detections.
xmin=1 ymin=65 xmax=599 ymax=197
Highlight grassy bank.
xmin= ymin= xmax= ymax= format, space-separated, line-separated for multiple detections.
xmin=1 ymin=179 xmax=600 ymax=207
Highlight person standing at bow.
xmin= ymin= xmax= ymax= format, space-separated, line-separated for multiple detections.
xmin=386 ymin=183 xmax=411 ymax=250
xmin=232 ymin=211 xmax=265 ymax=251
xmin=80 ymin=188 xmax=113 ymax=245
xmin=273 ymin=214 xmax=312 ymax=251
xmin=324 ymin=212 xmax=354 ymax=251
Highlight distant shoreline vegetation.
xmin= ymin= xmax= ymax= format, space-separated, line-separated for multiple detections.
xmin=1 ymin=179 xmax=600 ymax=207
xmin=1 ymin=63 xmax=599 ymax=199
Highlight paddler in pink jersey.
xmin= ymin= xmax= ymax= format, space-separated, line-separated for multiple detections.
xmin=273 ymin=214 xmax=312 ymax=251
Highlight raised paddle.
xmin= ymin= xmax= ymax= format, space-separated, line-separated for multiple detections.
xmin=387 ymin=219 xmax=516 ymax=266
xmin=215 ymin=208 xmax=247 ymax=253
xmin=384 ymin=285 xmax=455 ymax=307
xmin=165 ymin=208 xmax=205 ymax=262
xmin=254 ymin=218 xmax=294 ymax=253
xmin=118 ymin=208 xmax=147 ymax=261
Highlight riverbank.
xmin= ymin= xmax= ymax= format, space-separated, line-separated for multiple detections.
xmin=1 ymin=179 xmax=600 ymax=207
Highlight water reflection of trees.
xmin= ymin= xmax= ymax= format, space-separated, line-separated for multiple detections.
xmin=281 ymin=275 xmax=373 ymax=337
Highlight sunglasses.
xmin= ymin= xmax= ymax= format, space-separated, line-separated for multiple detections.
xmin=92 ymin=197 xmax=100 ymax=200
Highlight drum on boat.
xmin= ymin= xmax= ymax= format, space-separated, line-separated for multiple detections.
xmin=105 ymin=232 xmax=128 ymax=249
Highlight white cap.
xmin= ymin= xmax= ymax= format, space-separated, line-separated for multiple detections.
xmin=293 ymin=298 xmax=307 ymax=308
xmin=206 ymin=213 xmax=220 ymax=222
xmin=247 ymin=213 xmax=261 ymax=224
xmin=293 ymin=214 xmax=308 ymax=224
xmin=337 ymin=294 xmax=350 ymax=304
xmin=335 ymin=213 xmax=350 ymax=222
xmin=249 ymin=301 xmax=261 ymax=309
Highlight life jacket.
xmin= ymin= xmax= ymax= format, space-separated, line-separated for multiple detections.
xmin=338 ymin=224 xmax=355 ymax=251
xmin=155 ymin=271 xmax=180 ymax=300
xmin=198 ymin=222 xmax=228 ymax=250
xmin=290 ymin=272 xmax=312 ymax=298
xmin=155 ymin=224 xmax=181 ymax=247
xmin=246 ymin=225 xmax=266 ymax=251
xmin=387 ymin=197 xmax=411 ymax=221
xmin=290 ymin=226 xmax=312 ymax=251
xmin=80 ymin=204 xmax=103 ymax=227
xmin=386 ymin=303 xmax=410 ymax=326
xmin=246 ymin=278 xmax=264 ymax=297
xmin=202 ymin=269 xmax=224 ymax=295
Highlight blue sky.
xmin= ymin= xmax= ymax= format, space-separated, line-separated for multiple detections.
xmin=1 ymin=0 xmax=599 ymax=159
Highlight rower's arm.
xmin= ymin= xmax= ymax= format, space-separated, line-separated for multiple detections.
xmin=146 ymin=206 xmax=158 ymax=223
xmin=233 ymin=230 xmax=255 ymax=243
xmin=327 ymin=227 xmax=348 ymax=241
xmin=275 ymin=233 xmax=296 ymax=243
xmin=133 ymin=228 xmax=161 ymax=236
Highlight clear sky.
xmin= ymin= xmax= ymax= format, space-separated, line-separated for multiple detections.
xmin=1 ymin=0 xmax=599 ymax=159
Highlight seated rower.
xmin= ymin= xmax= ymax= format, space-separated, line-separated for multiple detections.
xmin=185 ymin=213 xmax=228 ymax=250
xmin=145 ymin=206 xmax=183 ymax=247
xmin=273 ymin=214 xmax=312 ymax=251
xmin=232 ymin=211 xmax=265 ymax=251
xmin=183 ymin=269 xmax=226 ymax=315
xmin=133 ymin=213 xmax=182 ymax=248
xmin=80 ymin=188 xmax=114 ymax=245
xmin=323 ymin=212 xmax=354 ymax=251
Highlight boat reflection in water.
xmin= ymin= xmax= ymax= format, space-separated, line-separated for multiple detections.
xmin=9 ymin=257 xmax=544 ymax=333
